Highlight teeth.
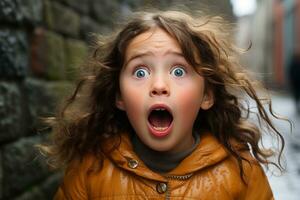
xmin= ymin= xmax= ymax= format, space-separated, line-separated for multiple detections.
xmin=153 ymin=126 xmax=168 ymax=131
xmin=154 ymin=108 xmax=165 ymax=111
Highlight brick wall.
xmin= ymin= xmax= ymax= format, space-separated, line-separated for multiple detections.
xmin=0 ymin=0 xmax=233 ymax=199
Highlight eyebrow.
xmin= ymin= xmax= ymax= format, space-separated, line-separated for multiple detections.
xmin=124 ymin=50 xmax=185 ymax=66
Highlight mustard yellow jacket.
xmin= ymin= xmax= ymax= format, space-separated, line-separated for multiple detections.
xmin=54 ymin=132 xmax=274 ymax=200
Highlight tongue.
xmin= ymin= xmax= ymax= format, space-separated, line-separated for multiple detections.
xmin=149 ymin=111 xmax=172 ymax=128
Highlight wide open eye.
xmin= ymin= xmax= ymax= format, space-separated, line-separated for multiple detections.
xmin=134 ymin=68 xmax=150 ymax=78
xmin=171 ymin=67 xmax=186 ymax=77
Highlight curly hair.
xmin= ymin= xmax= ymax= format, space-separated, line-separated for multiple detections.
xmin=38 ymin=10 xmax=286 ymax=179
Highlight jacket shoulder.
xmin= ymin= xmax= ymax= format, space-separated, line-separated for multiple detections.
xmin=235 ymin=151 xmax=274 ymax=200
xmin=54 ymin=154 xmax=102 ymax=200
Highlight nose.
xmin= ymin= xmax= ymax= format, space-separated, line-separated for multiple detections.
xmin=150 ymin=76 xmax=170 ymax=97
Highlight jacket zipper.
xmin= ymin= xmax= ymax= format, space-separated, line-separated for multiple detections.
xmin=165 ymin=184 xmax=170 ymax=200
xmin=163 ymin=173 xmax=193 ymax=200
xmin=164 ymin=173 xmax=193 ymax=180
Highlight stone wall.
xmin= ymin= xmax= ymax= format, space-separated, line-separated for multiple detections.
xmin=0 ymin=0 xmax=233 ymax=199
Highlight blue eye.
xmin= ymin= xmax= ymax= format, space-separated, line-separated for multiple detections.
xmin=171 ymin=67 xmax=186 ymax=77
xmin=134 ymin=68 xmax=149 ymax=78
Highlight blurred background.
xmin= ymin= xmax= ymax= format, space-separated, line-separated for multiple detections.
xmin=0 ymin=0 xmax=299 ymax=199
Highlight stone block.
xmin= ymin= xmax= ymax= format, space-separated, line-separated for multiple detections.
xmin=22 ymin=78 xmax=73 ymax=136
xmin=0 ymin=152 xmax=2 ymax=198
xmin=24 ymin=79 xmax=57 ymax=131
xmin=0 ymin=82 xmax=24 ymax=142
xmin=0 ymin=29 xmax=28 ymax=79
xmin=25 ymin=78 xmax=72 ymax=119
xmin=127 ymin=0 xmax=145 ymax=8
xmin=40 ymin=173 xmax=63 ymax=200
xmin=118 ymin=0 xmax=144 ymax=12
xmin=80 ymin=16 xmax=105 ymax=41
xmin=62 ymin=0 xmax=90 ymax=14
xmin=44 ymin=0 xmax=80 ymax=37
xmin=30 ymin=28 xmax=66 ymax=80
xmin=91 ymin=0 xmax=121 ymax=25
xmin=0 ymin=0 xmax=42 ymax=25
xmin=19 ymin=0 xmax=43 ymax=25
xmin=12 ymin=173 xmax=62 ymax=200
xmin=45 ymin=80 xmax=73 ymax=102
xmin=0 ymin=79 xmax=63 ymax=141
xmin=13 ymin=187 xmax=46 ymax=200
xmin=43 ymin=0 xmax=53 ymax=30
xmin=0 ymin=0 xmax=22 ymax=23
xmin=65 ymin=38 xmax=88 ymax=80
xmin=2 ymin=136 xmax=50 ymax=198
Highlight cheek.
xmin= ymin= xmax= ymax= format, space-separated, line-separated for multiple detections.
xmin=175 ymin=82 xmax=205 ymax=119
xmin=177 ymin=77 xmax=205 ymax=101
xmin=120 ymin=91 xmax=144 ymax=127
xmin=119 ymin=80 xmax=146 ymax=118
xmin=178 ymin=91 xmax=203 ymax=113
xmin=121 ymin=88 xmax=142 ymax=110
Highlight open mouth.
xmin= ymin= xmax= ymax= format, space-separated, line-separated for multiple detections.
xmin=148 ymin=107 xmax=173 ymax=132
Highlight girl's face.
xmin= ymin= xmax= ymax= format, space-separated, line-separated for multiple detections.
xmin=117 ymin=28 xmax=214 ymax=153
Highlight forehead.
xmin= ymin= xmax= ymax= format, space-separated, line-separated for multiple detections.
xmin=125 ymin=28 xmax=182 ymax=58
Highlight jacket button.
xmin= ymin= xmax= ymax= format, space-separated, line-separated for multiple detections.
xmin=128 ymin=159 xmax=138 ymax=169
xmin=156 ymin=182 xmax=168 ymax=194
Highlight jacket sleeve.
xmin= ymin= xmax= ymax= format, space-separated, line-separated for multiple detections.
xmin=244 ymin=163 xmax=274 ymax=200
xmin=53 ymin=160 xmax=89 ymax=200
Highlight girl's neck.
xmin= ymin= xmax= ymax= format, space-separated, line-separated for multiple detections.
xmin=131 ymin=131 xmax=200 ymax=174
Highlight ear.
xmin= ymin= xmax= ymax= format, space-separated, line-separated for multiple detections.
xmin=200 ymin=90 xmax=214 ymax=110
xmin=115 ymin=94 xmax=125 ymax=111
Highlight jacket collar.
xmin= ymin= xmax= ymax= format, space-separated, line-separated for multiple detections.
xmin=169 ymin=132 xmax=228 ymax=175
xmin=104 ymin=132 xmax=228 ymax=181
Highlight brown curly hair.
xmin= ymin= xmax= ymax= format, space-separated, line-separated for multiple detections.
xmin=38 ymin=10 xmax=287 ymax=179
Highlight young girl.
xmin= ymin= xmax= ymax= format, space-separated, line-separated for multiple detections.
xmin=40 ymin=9 xmax=285 ymax=200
